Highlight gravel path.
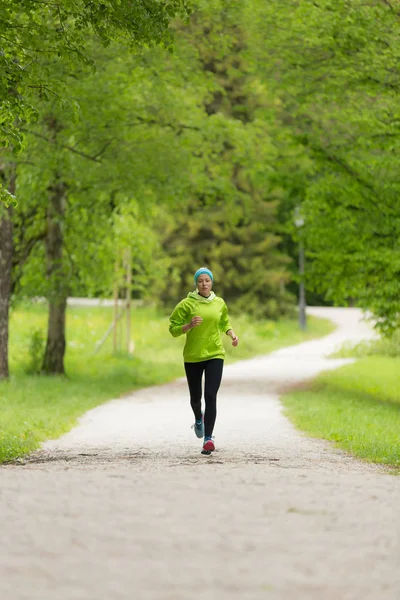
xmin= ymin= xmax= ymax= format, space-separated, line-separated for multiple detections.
xmin=1 ymin=308 xmax=399 ymax=600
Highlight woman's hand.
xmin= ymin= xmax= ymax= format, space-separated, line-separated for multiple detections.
xmin=190 ymin=316 xmax=203 ymax=329
xmin=182 ymin=317 xmax=203 ymax=333
xmin=227 ymin=330 xmax=239 ymax=347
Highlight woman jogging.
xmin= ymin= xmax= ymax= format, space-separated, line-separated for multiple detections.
xmin=169 ymin=267 xmax=238 ymax=454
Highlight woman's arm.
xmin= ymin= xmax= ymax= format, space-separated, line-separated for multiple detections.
xmin=226 ymin=329 xmax=239 ymax=347
xmin=169 ymin=301 xmax=203 ymax=336
xmin=169 ymin=300 xmax=189 ymax=337
xmin=220 ymin=302 xmax=238 ymax=346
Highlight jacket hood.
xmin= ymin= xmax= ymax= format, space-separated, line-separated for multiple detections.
xmin=187 ymin=290 xmax=216 ymax=303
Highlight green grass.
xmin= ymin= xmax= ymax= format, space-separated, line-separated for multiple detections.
xmin=0 ymin=302 xmax=334 ymax=463
xmin=334 ymin=329 xmax=400 ymax=359
xmin=282 ymin=356 xmax=400 ymax=468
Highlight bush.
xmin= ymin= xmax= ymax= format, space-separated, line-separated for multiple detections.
xmin=25 ymin=328 xmax=45 ymax=374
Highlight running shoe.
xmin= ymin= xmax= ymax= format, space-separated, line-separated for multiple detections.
xmin=203 ymin=437 xmax=215 ymax=452
xmin=192 ymin=415 xmax=204 ymax=439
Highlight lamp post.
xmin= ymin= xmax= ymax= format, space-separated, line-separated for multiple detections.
xmin=294 ymin=207 xmax=306 ymax=330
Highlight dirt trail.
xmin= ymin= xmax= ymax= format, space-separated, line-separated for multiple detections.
xmin=1 ymin=307 xmax=399 ymax=600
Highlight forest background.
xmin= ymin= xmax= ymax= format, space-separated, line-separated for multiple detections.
xmin=1 ymin=0 xmax=400 ymax=462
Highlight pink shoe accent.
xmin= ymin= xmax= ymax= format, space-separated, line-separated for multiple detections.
xmin=203 ymin=439 xmax=215 ymax=452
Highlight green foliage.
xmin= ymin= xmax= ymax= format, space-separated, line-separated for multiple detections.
xmin=7 ymin=0 xmax=400 ymax=335
xmin=157 ymin=1 xmax=294 ymax=317
xmin=282 ymin=357 xmax=400 ymax=467
xmin=0 ymin=185 xmax=16 ymax=207
xmin=160 ymin=197 xmax=294 ymax=318
xmin=11 ymin=37 xmax=207 ymax=304
xmin=10 ymin=9 xmax=296 ymax=324
xmin=0 ymin=0 xmax=190 ymax=150
xmin=245 ymin=0 xmax=400 ymax=332
xmin=0 ymin=302 xmax=333 ymax=462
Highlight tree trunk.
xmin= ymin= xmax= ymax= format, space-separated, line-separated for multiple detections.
xmin=41 ymin=295 xmax=67 ymax=374
xmin=41 ymin=177 xmax=68 ymax=375
xmin=0 ymin=173 xmax=15 ymax=379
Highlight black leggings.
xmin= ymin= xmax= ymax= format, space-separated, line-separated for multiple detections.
xmin=184 ymin=359 xmax=224 ymax=438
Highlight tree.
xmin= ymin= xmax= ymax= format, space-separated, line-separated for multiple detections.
xmin=158 ymin=0 xmax=293 ymax=316
xmin=245 ymin=0 xmax=400 ymax=332
xmin=9 ymin=38 xmax=208 ymax=375
xmin=160 ymin=195 xmax=293 ymax=318
xmin=0 ymin=167 xmax=15 ymax=378
xmin=0 ymin=0 xmax=190 ymax=150
xmin=0 ymin=0 xmax=190 ymax=377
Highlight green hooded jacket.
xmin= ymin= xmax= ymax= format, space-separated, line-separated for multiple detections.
xmin=169 ymin=291 xmax=232 ymax=363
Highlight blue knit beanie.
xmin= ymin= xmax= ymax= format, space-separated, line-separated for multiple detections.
xmin=194 ymin=267 xmax=213 ymax=285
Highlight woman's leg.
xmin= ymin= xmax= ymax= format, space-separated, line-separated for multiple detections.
xmin=203 ymin=359 xmax=224 ymax=438
xmin=184 ymin=361 xmax=205 ymax=421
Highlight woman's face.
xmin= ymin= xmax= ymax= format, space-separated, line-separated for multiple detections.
xmin=197 ymin=274 xmax=212 ymax=296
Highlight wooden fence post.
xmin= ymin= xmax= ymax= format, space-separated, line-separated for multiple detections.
xmin=125 ymin=249 xmax=132 ymax=353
